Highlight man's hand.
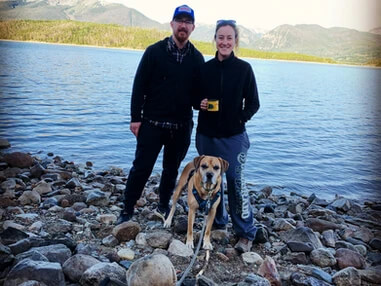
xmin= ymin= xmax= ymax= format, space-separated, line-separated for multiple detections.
xmin=130 ymin=122 xmax=142 ymax=137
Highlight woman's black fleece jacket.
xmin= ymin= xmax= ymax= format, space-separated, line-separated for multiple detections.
xmin=196 ymin=52 xmax=260 ymax=138
xmin=130 ymin=37 xmax=204 ymax=123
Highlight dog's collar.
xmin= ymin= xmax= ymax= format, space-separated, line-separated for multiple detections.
xmin=192 ymin=188 xmax=221 ymax=215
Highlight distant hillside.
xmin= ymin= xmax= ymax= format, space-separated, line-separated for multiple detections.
xmin=370 ymin=27 xmax=381 ymax=35
xmin=0 ymin=0 xmax=168 ymax=30
xmin=0 ymin=0 xmax=380 ymax=65
xmin=252 ymin=24 xmax=381 ymax=65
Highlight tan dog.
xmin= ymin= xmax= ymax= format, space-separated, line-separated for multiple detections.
xmin=164 ymin=155 xmax=229 ymax=250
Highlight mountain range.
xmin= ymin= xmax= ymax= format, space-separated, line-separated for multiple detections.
xmin=1 ymin=0 xmax=380 ymax=64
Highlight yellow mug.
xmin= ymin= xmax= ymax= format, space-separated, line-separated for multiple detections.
xmin=207 ymin=99 xmax=219 ymax=112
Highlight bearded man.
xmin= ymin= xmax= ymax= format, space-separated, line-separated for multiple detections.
xmin=117 ymin=5 xmax=204 ymax=224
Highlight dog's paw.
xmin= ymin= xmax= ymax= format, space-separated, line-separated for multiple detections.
xmin=186 ymin=240 xmax=194 ymax=249
xmin=163 ymin=219 xmax=171 ymax=228
xmin=202 ymin=241 xmax=213 ymax=250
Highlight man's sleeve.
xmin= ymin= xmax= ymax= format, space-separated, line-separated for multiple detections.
xmin=130 ymin=47 xmax=153 ymax=122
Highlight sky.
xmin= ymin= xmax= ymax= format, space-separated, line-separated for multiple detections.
xmin=105 ymin=0 xmax=381 ymax=32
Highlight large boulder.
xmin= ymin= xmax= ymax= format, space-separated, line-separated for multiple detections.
xmin=4 ymin=152 xmax=34 ymax=168
xmin=126 ymin=254 xmax=177 ymax=286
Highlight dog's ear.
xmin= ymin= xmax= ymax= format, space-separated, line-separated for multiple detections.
xmin=193 ymin=155 xmax=205 ymax=169
xmin=219 ymin=158 xmax=229 ymax=173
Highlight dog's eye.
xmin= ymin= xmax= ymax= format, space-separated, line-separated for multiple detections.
xmin=201 ymin=164 xmax=208 ymax=169
xmin=213 ymin=166 xmax=220 ymax=171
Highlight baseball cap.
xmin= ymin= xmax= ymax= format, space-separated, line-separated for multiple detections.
xmin=173 ymin=5 xmax=195 ymax=22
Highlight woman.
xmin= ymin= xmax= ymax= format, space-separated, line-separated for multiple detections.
xmin=196 ymin=19 xmax=260 ymax=253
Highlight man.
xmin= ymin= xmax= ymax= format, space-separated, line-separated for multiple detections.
xmin=117 ymin=5 xmax=204 ymax=224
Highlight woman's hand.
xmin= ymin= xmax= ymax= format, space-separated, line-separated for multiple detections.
xmin=200 ymin=98 xmax=208 ymax=111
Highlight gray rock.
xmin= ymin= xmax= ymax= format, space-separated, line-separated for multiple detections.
xmin=305 ymin=218 xmax=342 ymax=233
xmin=102 ymin=235 xmax=119 ymax=247
xmin=41 ymin=197 xmax=59 ymax=209
xmin=24 ymin=244 xmax=72 ymax=265
xmin=146 ymin=230 xmax=172 ymax=249
xmin=330 ymin=198 xmax=351 ymax=212
xmin=310 ymin=248 xmax=336 ymax=267
xmin=310 ymin=198 xmax=330 ymax=207
xmin=332 ymin=267 xmax=361 ymax=286
xmin=32 ymin=181 xmax=52 ymax=195
xmin=80 ymin=262 xmax=126 ymax=286
xmin=0 ymin=227 xmax=29 ymax=245
xmin=167 ymin=239 xmax=193 ymax=257
xmin=62 ymin=208 xmax=77 ymax=222
xmin=19 ymin=281 xmax=47 ymax=286
xmin=15 ymin=250 xmax=49 ymax=265
xmin=45 ymin=219 xmax=73 ymax=234
xmin=197 ymin=275 xmax=218 ymax=286
xmin=4 ymin=259 xmax=65 ymax=286
xmin=286 ymin=227 xmax=323 ymax=249
xmin=335 ymin=240 xmax=357 ymax=252
xmin=311 ymin=267 xmax=333 ymax=284
xmin=297 ymin=264 xmax=332 ymax=284
xmin=369 ymin=238 xmax=381 ymax=251
xmin=273 ymin=218 xmax=295 ymax=231
xmin=0 ymin=243 xmax=14 ymax=268
xmin=65 ymin=177 xmax=82 ymax=189
xmin=241 ymin=252 xmax=264 ymax=265
xmin=8 ymin=238 xmax=32 ymax=255
xmin=321 ymin=229 xmax=336 ymax=248
xmin=18 ymin=191 xmax=41 ymax=205
xmin=62 ymin=254 xmax=101 ymax=282
xmin=354 ymin=244 xmax=367 ymax=256
xmin=290 ymin=272 xmax=332 ymax=286
xmin=86 ymin=190 xmax=110 ymax=206
xmin=1 ymin=179 xmax=16 ymax=191
xmin=239 ymin=273 xmax=270 ymax=286
xmin=351 ymin=227 xmax=374 ymax=243
xmin=284 ymin=252 xmax=309 ymax=265
xmin=358 ymin=265 xmax=381 ymax=284
xmin=30 ymin=163 xmax=45 ymax=178
xmin=287 ymin=241 xmax=314 ymax=253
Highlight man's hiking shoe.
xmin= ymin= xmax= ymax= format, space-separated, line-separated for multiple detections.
xmin=116 ymin=212 xmax=132 ymax=225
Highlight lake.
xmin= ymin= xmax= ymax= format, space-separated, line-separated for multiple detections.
xmin=0 ymin=40 xmax=380 ymax=201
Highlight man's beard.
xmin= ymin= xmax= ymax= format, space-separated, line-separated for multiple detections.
xmin=174 ymin=29 xmax=189 ymax=43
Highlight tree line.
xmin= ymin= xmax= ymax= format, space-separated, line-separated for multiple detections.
xmin=0 ymin=19 xmax=337 ymax=64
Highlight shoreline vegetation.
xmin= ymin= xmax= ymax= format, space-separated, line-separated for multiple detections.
xmin=0 ymin=19 xmax=365 ymax=66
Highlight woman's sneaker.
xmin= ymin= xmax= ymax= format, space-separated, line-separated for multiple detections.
xmin=234 ymin=237 xmax=253 ymax=253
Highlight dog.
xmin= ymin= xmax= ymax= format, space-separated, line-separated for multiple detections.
xmin=164 ymin=155 xmax=229 ymax=250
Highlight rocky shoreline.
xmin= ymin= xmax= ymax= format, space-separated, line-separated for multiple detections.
xmin=1 ymin=141 xmax=381 ymax=285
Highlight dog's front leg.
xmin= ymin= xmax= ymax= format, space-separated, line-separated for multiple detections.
xmin=202 ymin=200 xmax=219 ymax=250
xmin=186 ymin=206 xmax=196 ymax=249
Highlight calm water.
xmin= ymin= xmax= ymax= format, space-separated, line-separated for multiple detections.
xmin=1 ymin=41 xmax=380 ymax=201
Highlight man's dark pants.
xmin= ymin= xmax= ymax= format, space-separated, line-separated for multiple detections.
xmin=123 ymin=120 xmax=193 ymax=214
